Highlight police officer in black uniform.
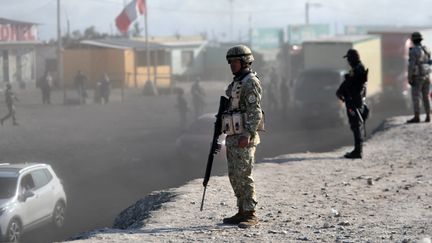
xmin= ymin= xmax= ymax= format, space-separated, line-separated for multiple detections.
xmin=336 ymin=49 xmax=368 ymax=159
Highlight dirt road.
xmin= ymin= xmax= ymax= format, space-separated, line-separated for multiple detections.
xmin=0 ymin=83 xmax=408 ymax=242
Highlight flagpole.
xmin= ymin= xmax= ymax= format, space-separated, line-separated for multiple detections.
xmin=57 ymin=0 xmax=65 ymax=104
xmin=144 ymin=2 xmax=151 ymax=85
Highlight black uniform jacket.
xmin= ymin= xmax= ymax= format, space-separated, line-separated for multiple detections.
xmin=336 ymin=62 xmax=367 ymax=109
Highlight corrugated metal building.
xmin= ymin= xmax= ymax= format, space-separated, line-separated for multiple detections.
xmin=65 ymin=39 xmax=171 ymax=89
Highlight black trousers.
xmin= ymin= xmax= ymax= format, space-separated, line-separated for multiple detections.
xmin=346 ymin=107 xmax=363 ymax=150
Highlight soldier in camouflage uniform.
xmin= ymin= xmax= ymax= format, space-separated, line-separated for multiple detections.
xmin=222 ymin=45 xmax=263 ymax=228
xmin=407 ymin=32 xmax=431 ymax=123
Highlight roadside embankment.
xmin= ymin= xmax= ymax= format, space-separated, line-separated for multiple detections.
xmin=67 ymin=116 xmax=432 ymax=242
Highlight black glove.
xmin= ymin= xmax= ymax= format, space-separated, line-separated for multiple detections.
xmin=215 ymin=143 xmax=222 ymax=153
xmin=408 ymin=80 xmax=414 ymax=86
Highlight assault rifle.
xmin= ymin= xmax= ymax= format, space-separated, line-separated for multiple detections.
xmin=200 ymin=96 xmax=229 ymax=211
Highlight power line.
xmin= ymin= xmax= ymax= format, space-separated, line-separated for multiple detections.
xmin=11 ymin=0 xmax=56 ymax=18
xmin=85 ymin=0 xmax=123 ymax=5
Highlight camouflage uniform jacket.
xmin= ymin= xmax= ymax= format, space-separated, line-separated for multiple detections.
xmin=225 ymin=70 xmax=263 ymax=147
xmin=408 ymin=44 xmax=431 ymax=83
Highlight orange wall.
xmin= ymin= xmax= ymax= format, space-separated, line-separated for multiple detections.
xmin=64 ymin=48 xmax=171 ymax=89
xmin=64 ymin=49 xmax=125 ymax=88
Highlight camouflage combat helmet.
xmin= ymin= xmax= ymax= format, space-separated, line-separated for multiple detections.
xmin=411 ymin=32 xmax=423 ymax=41
xmin=226 ymin=45 xmax=254 ymax=63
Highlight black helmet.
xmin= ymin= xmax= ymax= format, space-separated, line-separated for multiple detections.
xmin=411 ymin=32 xmax=423 ymax=41
xmin=343 ymin=49 xmax=360 ymax=60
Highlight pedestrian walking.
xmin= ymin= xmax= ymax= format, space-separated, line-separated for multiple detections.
xmin=1 ymin=83 xmax=19 ymax=126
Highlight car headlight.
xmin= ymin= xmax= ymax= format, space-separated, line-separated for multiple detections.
xmin=0 ymin=207 xmax=6 ymax=217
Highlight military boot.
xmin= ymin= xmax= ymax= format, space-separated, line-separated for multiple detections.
xmin=238 ymin=210 xmax=259 ymax=228
xmin=407 ymin=112 xmax=420 ymax=123
xmin=223 ymin=208 xmax=244 ymax=225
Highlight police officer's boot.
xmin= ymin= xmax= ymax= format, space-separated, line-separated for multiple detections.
xmin=407 ymin=112 xmax=420 ymax=123
xmin=344 ymin=128 xmax=362 ymax=159
xmin=344 ymin=145 xmax=362 ymax=159
xmin=223 ymin=207 xmax=244 ymax=225
xmin=425 ymin=113 xmax=430 ymax=123
xmin=238 ymin=210 xmax=259 ymax=228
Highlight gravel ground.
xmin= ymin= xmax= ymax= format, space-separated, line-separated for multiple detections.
xmin=66 ymin=116 xmax=432 ymax=242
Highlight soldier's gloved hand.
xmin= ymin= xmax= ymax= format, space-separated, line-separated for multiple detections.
xmin=238 ymin=135 xmax=250 ymax=148
xmin=215 ymin=143 xmax=222 ymax=153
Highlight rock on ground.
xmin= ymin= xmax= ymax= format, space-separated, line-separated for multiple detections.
xmin=66 ymin=116 xmax=432 ymax=242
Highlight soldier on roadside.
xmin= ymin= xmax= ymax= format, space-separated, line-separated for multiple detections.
xmin=175 ymin=88 xmax=188 ymax=131
xmin=222 ymin=45 xmax=263 ymax=228
xmin=266 ymin=68 xmax=279 ymax=112
xmin=190 ymin=77 xmax=206 ymax=119
xmin=407 ymin=32 xmax=431 ymax=123
xmin=336 ymin=49 xmax=369 ymax=159
xmin=280 ymin=77 xmax=291 ymax=119
xmin=1 ymin=83 xmax=19 ymax=126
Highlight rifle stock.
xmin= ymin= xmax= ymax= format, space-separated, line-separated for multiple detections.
xmin=200 ymin=96 xmax=229 ymax=211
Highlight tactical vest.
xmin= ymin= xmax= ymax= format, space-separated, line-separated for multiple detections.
xmin=222 ymin=72 xmax=264 ymax=136
xmin=413 ymin=45 xmax=431 ymax=77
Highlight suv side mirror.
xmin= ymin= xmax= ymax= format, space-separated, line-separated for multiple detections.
xmin=18 ymin=190 xmax=35 ymax=202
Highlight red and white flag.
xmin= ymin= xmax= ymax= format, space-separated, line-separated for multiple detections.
xmin=115 ymin=0 xmax=146 ymax=33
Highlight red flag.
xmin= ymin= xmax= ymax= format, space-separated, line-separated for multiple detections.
xmin=137 ymin=0 xmax=146 ymax=15
xmin=115 ymin=0 xmax=145 ymax=33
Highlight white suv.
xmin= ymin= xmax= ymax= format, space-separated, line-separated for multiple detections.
xmin=0 ymin=163 xmax=67 ymax=242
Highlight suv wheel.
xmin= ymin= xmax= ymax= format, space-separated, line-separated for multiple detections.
xmin=6 ymin=218 xmax=22 ymax=242
xmin=52 ymin=201 xmax=66 ymax=228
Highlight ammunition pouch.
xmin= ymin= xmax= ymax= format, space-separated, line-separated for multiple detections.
xmin=420 ymin=63 xmax=431 ymax=76
xmin=222 ymin=112 xmax=244 ymax=135
xmin=222 ymin=111 xmax=265 ymax=135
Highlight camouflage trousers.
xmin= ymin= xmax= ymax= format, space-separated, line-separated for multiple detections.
xmin=411 ymin=78 xmax=430 ymax=114
xmin=226 ymin=144 xmax=257 ymax=212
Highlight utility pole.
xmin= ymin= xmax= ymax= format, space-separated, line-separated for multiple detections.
xmin=143 ymin=1 xmax=157 ymax=95
xmin=57 ymin=0 xmax=65 ymax=103
xmin=305 ymin=2 xmax=322 ymax=25
xmin=229 ymin=0 xmax=233 ymax=41
xmin=248 ymin=13 xmax=252 ymax=44
xmin=144 ymin=11 xmax=150 ymax=83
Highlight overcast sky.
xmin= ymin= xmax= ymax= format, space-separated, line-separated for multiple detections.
xmin=0 ymin=0 xmax=431 ymax=41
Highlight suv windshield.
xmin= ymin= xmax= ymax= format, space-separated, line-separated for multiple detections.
xmin=295 ymin=71 xmax=341 ymax=102
xmin=0 ymin=177 xmax=18 ymax=199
